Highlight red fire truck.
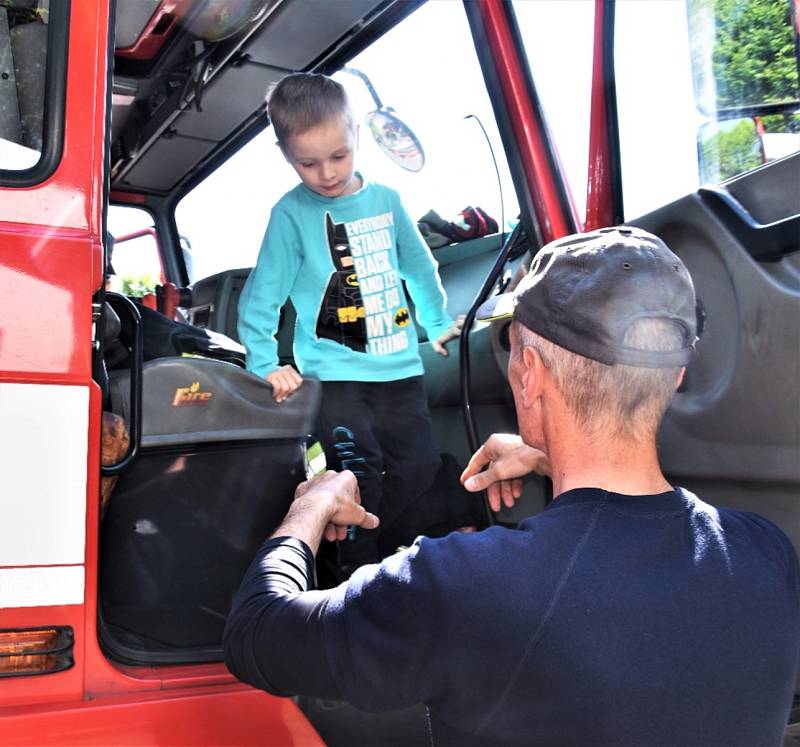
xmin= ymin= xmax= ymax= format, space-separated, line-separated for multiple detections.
xmin=1 ymin=0 xmax=798 ymax=743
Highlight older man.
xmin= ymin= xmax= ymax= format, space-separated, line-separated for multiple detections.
xmin=223 ymin=227 xmax=799 ymax=746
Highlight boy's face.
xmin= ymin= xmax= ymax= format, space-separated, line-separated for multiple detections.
xmin=282 ymin=116 xmax=359 ymax=199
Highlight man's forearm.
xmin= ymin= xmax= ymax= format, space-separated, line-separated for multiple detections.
xmin=223 ymin=471 xmax=374 ymax=699
xmin=222 ymin=536 xmax=342 ymax=698
xmin=270 ymin=492 xmax=333 ymax=556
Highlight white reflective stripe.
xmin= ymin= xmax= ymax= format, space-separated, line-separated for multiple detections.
xmin=0 ymin=383 xmax=89 ymax=566
xmin=0 ymin=566 xmax=85 ymax=608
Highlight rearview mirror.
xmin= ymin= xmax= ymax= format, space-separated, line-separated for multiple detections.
xmin=365 ymin=108 xmax=425 ymax=172
xmin=342 ymin=67 xmax=426 ymax=172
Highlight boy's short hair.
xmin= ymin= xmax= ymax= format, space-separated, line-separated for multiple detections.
xmin=267 ymin=73 xmax=354 ymax=147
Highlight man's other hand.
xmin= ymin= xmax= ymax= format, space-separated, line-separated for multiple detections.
xmin=461 ymin=434 xmax=551 ymax=512
xmin=432 ymin=315 xmax=465 ymax=357
xmin=266 ymin=364 xmax=303 ymax=402
xmin=293 ymin=471 xmax=379 ymax=543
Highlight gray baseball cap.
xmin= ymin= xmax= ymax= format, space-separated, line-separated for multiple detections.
xmin=477 ymin=226 xmax=698 ymax=368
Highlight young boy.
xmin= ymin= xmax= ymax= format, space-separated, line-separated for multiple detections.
xmin=238 ymin=73 xmax=461 ymax=573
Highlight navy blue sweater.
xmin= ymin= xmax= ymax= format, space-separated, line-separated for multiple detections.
xmin=223 ymin=488 xmax=800 ymax=746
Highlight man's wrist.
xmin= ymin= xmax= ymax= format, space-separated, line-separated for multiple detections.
xmin=271 ymin=488 xmax=336 ymax=556
xmin=288 ymin=489 xmax=336 ymax=524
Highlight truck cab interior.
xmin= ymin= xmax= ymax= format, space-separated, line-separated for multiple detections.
xmin=99 ymin=0 xmax=535 ymax=671
xmin=3 ymin=0 xmax=796 ymax=743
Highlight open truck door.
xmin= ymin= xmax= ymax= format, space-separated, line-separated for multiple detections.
xmin=0 ymin=2 xmax=323 ymax=743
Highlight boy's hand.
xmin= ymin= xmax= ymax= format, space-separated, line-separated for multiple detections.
xmin=266 ymin=364 xmax=303 ymax=403
xmin=460 ymin=433 xmax=551 ymax=512
xmin=432 ymin=314 xmax=466 ymax=357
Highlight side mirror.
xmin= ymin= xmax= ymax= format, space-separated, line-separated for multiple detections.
xmin=697 ymin=117 xmax=764 ymax=183
xmin=698 ymin=111 xmax=800 ymax=183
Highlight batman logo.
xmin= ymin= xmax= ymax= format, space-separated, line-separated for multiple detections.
xmin=345 ymin=273 xmax=359 ymax=287
xmin=394 ymin=307 xmax=410 ymax=327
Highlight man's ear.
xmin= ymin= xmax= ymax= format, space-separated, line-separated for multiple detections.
xmin=519 ymin=345 xmax=545 ymax=408
xmin=676 ymin=366 xmax=686 ymax=389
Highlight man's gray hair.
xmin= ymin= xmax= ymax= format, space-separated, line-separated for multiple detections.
xmin=267 ymin=73 xmax=354 ymax=147
xmin=513 ymin=319 xmax=684 ymax=440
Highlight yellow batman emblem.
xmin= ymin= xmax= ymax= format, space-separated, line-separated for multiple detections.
xmin=394 ymin=307 xmax=410 ymax=327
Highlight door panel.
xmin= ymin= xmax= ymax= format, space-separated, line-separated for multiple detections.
xmin=457 ymin=156 xmax=800 ymax=536
xmin=631 ymin=152 xmax=800 ymax=554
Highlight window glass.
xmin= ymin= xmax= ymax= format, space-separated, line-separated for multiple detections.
xmin=687 ymin=0 xmax=800 ymax=182
xmin=513 ymin=0 xmax=595 ymax=224
xmin=331 ymin=2 xmax=517 ymax=232
xmin=176 ymin=1 xmax=518 ymax=282
xmin=176 ymin=130 xmax=284 ymax=282
xmin=515 ymin=0 xmax=798 ymax=222
xmin=688 ymin=0 xmax=799 ymax=111
xmin=614 ymin=1 xmax=701 ymax=219
xmin=614 ymin=0 xmax=798 ymax=218
xmin=107 ymin=206 xmax=162 ymax=297
xmin=0 ymin=1 xmax=50 ymax=171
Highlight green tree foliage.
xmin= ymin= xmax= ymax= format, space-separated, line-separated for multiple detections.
xmin=688 ymin=0 xmax=798 ymax=109
xmin=716 ymin=0 xmax=797 ymax=105
xmin=689 ymin=0 xmax=799 ymax=180
xmin=120 ymin=272 xmax=158 ymax=298
xmin=761 ymin=111 xmax=800 ymax=133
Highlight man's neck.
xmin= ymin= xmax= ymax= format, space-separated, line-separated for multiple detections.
xmin=545 ymin=421 xmax=672 ymax=499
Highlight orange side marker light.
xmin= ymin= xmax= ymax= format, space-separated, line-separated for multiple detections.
xmin=0 ymin=627 xmax=74 ymax=676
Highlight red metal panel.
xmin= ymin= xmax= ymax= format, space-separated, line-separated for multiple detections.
xmin=0 ymin=229 xmax=96 ymax=381
xmin=109 ymin=191 xmax=148 ymax=205
xmin=477 ymin=0 xmax=577 ymax=242
xmin=585 ymin=0 xmax=614 ymax=231
xmin=0 ymin=686 xmax=325 ymax=746
xmin=1 ymin=2 xmax=108 ymax=234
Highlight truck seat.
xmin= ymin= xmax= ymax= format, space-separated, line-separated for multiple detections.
xmin=99 ymin=356 xmax=320 ymax=663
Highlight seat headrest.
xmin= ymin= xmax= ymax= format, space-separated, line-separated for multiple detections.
xmin=109 ymin=357 xmax=321 ymax=448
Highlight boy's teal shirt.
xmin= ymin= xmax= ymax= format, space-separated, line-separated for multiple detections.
xmin=238 ymin=175 xmax=453 ymax=382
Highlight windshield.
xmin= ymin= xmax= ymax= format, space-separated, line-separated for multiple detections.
xmin=176 ymin=2 xmax=518 ymax=282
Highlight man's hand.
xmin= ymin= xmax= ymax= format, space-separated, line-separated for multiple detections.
xmin=460 ymin=434 xmax=551 ymax=512
xmin=281 ymin=471 xmax=379 ymax=553
xmin=432 ymin=315 xmax=465 ymax=357
xmin=266 ymin=364 xmax=303 ymax=402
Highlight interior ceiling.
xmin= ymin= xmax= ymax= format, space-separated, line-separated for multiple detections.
xmin=114 ymin=0 xmax=163 ymax=49
xmin=110 ymin=0 xmax=390 ymax=199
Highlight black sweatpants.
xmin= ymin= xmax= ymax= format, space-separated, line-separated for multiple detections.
xmin=316 ymin=376 xmax=441 ymax=568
